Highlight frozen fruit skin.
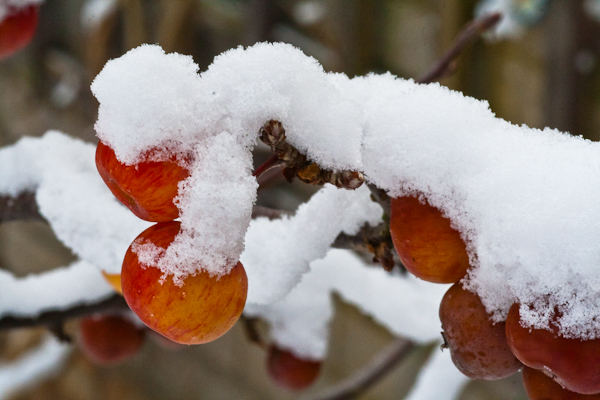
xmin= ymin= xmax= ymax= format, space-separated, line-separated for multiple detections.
xmin=522 ymin=366 xmax=600 ymax=400
xmin=390 ymin=196 xmax=470 ymax=284
xmin=439 ymin=283 xmax=522 ymax=380
xmin=0 ymin=5 xmax=38 ymax=60
xmin=79 ymin=314 xmax=145 ymax=365
xmin=267 ymin=345 xmax=322 ymax=391
xmin=95 ymin=141 xmax=190 ymax=222
xmin=506 ymin=303 xmax=600 ymax=395
xmin=121 ymin=221 xmax=248 ymax=345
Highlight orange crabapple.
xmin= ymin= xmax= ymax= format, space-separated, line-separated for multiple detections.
xmin=390 ymin=196 xmax=470 ymax=284
xmin=121 ymin=221 xmax=248 ymax=345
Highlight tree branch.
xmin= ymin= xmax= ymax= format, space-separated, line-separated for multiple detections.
xmin=306 ymin=338 xmax=416 ymax=400
xmin=0 ymin=192 xmax=44 ymax=222
xmin=417 ymin=12 xmax=501 ymax=85
xmin=0 ymin=294 xmax=129 ymax=330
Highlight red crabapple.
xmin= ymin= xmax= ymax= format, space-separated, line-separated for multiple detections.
xmin=79 ymin=314 xmax=145 ymax=365
xmin=506 ymin=303 xmax=600 ymax=395
xmin=522 ymin=366 xmax=600 ymax=400
xmin=267 ymin=345 xmax=322 ymax=391
xmin=95 ymin=141 xmax=190 ymax=222
xmin=0 ymin=5 xmax=38 ymax=60
xmin=121 ymin=221 xmax=248 ymax=345
xmin=439 ymin=283 xmax=522 ymax=379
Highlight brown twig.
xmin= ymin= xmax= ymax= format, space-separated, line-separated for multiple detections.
xmin=306 ymin=338 xmax=416 ymax=400
xmin=0 ymin=294 xmax=129 ymax=330
xmin=240 ymin=315 xmax=267 ymax=348
xmin=0 ymin=192 xmax=44 ymax=222
xmin=259 ymin=120 xmax=365 ymax=190
xmin=251 ymin=205 xmax=291 ymax=220
xmin=417 ymin=12 xmax=501 ymax=84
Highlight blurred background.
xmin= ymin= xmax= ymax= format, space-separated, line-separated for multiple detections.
xmin=1 ymin=0 xmax=599 ymax=398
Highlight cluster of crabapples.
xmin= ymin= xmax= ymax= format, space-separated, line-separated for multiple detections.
xmin=390 ymin=196 xmax=600 ymax=399
xmin=95 ymin=140 xmax=248 ymax=346
xmin=0 ymin=3 xmax=39 ymax=60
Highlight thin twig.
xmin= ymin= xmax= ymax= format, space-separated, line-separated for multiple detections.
xmin=367 ymin=184 xmax=390 ymax=217
xmin=306 ymin=338 xmax=416 ymax=400
xmin=253 ymin=154 xmax=284 ymax=178
xmin=0 ymin=294 xmax=129 ymax=330
xmin=417 ymin=12 xmax=501 ymax=84
xmin=0 ymin=192 xmax=44 ymax=222
xmin=240 ymin=315 xmax=267 ymax=348
xmin=251 ymin=205 xmax=291 ymax=220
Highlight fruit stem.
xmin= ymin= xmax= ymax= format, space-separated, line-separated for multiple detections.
xmin=253 ymin=154 xmax=283 ymax=179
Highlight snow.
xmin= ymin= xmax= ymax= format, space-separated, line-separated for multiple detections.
xmin=80 ymin=0 xmax=117 ymax=30
xmin=242 ymin=185 xmax=382 ymax=305
xmin=475 ymin=0 xmax=524 ymax=39
xmin=247 ymin=249 xmax=448 ymax=359
xmin=0 ymin=261 xmax=113 ymax=317
xmin=0 ymin=131 xmax=150 ymax=275
xmin=0 ymin=0 xmax=42 ymax=22
xmin=404 ymin=349 xmax=470 ymax=400
xmin=0 ymin=335 xmax=71 ymax=400
xmin=89 ymin=42 xmax=600 ymax=339
xmin=475 ymin=0 xmax=550 ymax=40
xmin=2 ymin=36 xmax=600 ymax=367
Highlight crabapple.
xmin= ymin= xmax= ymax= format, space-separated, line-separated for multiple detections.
xmin=267 ymin=345 xmax=322 ymax=391
xmin=439 ymin=283 xmax=522 ymax=379
xmin=95 ymin=141 xmax=190 ymax=222
xmin=390 ymin=196 xmax=470 ymax=283
xmin=506 ymin=303 xmax=600 ymax=395
xmin=0 ymin=5 xmax=38 ymax=60
xmin=79 ymin=314 xmax=145 ymax=365
xmin=121 ymin=221 xmax=248 ymax=345
xmin=522 ymin=366 xmax=600 ymax=400
xmin=101 ymin=271 xmax=122 ymax=294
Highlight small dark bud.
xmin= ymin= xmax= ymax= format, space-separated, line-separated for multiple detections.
xmin=260 ymin=120 xmax=286 ymax=147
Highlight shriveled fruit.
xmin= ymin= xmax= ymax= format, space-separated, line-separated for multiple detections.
xmin=79 ymin=314 xmax=145 ymax=365
xmin=95 ymin=141 xmax=190 ymax=222
xmin=439 ymin=283 xmax=522 ymax=380
xmin=522 ymin=366 xmax=600 ymax=400
xmin=506 ymin=303 xmax=600 ymax=395
xmin=0 ymin=5 xmax=39 ymax=60
xmin=390 ymin=196 xmax=470 ymax=283
xmin=267 ymin=345 xmax=322 ymax=391
xmin=121 ymin=221 xmax=248 ymax=345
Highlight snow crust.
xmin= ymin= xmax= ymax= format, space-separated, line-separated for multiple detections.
xmin=0 ymin=0 xmax=42 ymax=22
xmin=90 ymin=42 xmax=600 ymax=339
